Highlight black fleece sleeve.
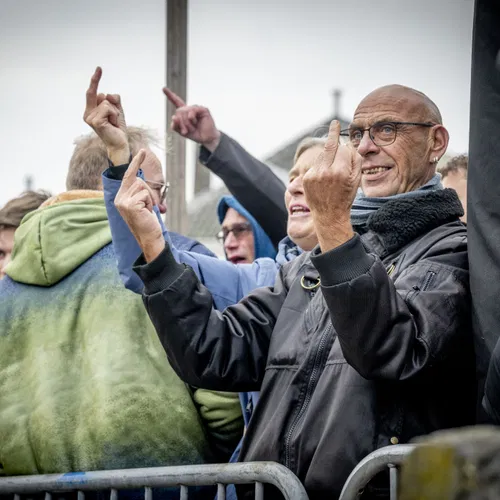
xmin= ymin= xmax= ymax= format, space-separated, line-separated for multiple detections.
xmin=134 ymin=243 xmax=288 ymax=392
xmin=312 ymin=234 xmax=471 ymax=382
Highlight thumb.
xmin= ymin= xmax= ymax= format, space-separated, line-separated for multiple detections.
xmin=322 ymin=120 xmax=341 ymax=168
xmin=123 ymin=149 xmax=146 ymax=187
xmin=163 ymin=87 xmax=185 ymax=108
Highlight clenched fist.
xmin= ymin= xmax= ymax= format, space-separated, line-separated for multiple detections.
xmin=303 ymin=120 xmax=362 ymax=252
xmin=115 ymin=150 xmax=165 ymax=263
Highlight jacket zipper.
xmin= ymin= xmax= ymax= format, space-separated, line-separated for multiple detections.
xmin=421 ymin=270 xmax=436 ymax=291
xmin=284 ymin=324 xmax=333 ymax=469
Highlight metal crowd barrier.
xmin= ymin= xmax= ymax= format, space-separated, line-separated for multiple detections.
xmin=338 ymin=444 xmax=416 ymax=500
xmin=0 ymin=462 xmax=308 ymax=500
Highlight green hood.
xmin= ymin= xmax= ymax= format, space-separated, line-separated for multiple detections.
xmin=7 ymin=196 xmax=111 ymax=286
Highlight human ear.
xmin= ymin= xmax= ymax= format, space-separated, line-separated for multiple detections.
xmin=428 ymin=125 xmax=449 ymax=164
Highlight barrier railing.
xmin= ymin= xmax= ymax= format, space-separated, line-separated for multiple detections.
xmin=338 ymin=444 xmax=416 ymax=500
xmin=0 ymin=462 xmax=309 ymax=500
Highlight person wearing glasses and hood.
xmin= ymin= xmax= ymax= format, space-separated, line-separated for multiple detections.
xmin=216 ymin=195 xmax=276 ymax=265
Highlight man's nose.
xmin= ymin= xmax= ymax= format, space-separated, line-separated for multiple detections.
xmin=356 ymin=131 xmax=379 ymax=156
xmin=224 ymin=232 xmax=239 ymax=250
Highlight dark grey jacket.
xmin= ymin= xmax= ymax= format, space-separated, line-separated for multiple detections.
xmin=200 ymin=133 xmax=288 ymax=248
xmin=136 ymin=189 xmax=476 ymax=499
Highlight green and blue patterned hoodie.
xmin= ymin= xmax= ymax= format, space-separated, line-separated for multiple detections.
xmin=0 ymin=192 xmax=242 ymax=478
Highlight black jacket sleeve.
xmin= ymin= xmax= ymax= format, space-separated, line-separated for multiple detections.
xmin=311 ymin=234 xmax=471 ymax=381
xmin=134 ymin=244 xmax=288 ymax=392
xmin=199 ymin=133 xmax=288 ymax=247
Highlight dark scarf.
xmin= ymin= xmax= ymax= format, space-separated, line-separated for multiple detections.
xmin=351 ymin=173 xmax=443 ymax=229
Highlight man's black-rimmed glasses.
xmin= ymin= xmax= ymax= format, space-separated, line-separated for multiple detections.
xmin=340 ymin=121 xmax=436 ymax=148
xmin=216 ymin=222 xmax=252 ymax=244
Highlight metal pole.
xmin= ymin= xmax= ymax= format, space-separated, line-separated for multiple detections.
xmin=166 ymin=0 xmax=188 ymax=233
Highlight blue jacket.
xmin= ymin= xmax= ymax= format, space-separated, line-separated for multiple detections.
xmin=102 ymin=170 xmax=281 ymax=308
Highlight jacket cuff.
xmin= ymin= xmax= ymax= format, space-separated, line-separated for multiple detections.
xmin=103 ymin=165 xmax=130 ymax=181
xmin=199 ymin=133 xmax=229 ymax=172
xmin=311 ymin=234 xmax=374 ymax=287
xmin=133 ymin=243 xmax=185 ymax=295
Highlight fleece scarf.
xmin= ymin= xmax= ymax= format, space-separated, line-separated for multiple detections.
xmin=350 ymin=173 xmax=443 ymax=229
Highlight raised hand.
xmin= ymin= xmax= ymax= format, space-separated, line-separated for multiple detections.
xmin=115 ymin=150 xmax=165 ymax=263
xmin=163 ymin=88 xmax=221 ymax=152
xmin=303 ymin=120 xmax=362 ymax=252
xmin=83 ymin=67 xmax=129 ymax=165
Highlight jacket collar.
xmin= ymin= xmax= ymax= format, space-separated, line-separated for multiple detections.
xmin=362 ymin=188 xmax=464 ymax=256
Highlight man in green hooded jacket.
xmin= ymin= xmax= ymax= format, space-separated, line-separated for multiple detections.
xmin=0 ymin=129 xmax=243 ymax=490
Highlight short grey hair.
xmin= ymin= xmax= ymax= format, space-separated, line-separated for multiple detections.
xmin=66 ymin=126 xmax=160 ymax=191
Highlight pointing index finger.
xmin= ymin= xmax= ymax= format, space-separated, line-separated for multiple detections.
xmin=85 ymin=66 xmax=102 ymax=117
xmin=123 ymin=149 xmax=146 ymax=188
xmin=163 ymin=87 xmax=185 ymax=108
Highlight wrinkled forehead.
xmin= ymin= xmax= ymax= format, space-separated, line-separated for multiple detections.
xmin=352 ymin=87 xmax=431 ymax=126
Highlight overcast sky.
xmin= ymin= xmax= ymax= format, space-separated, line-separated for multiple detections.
xmin=0 ymin=0 xmax=474 ymax=205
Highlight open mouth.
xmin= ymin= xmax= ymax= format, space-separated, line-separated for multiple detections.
xmin=362 ymin=166 xmax=392 ymax=176
xmin=228 ymin=256 xmax=247 ymax=264
xmin=289 ymin=204 xmax=311 ymax=216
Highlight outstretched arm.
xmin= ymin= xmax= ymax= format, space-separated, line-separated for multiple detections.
xmin=110 ymin=152 xmax=279 ymax=309
xmin=164 ymin=88 xmax=287 ymax=247
xmin=111 ymin=150 xmax=287 ymax=391
xmin=83 ymin=68 xmax=266 ymax=306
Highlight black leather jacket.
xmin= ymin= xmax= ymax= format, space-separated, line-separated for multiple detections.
xmin=136 ymin=189 xmax=476 ymax=499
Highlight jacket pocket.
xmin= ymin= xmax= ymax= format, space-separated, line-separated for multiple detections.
xmin=405 ymin=268 xmax=436 ymax=301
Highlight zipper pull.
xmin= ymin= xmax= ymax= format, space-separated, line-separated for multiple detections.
xmin=387 ymin=262 xmax=396 ymax=277
xmin=300 ymin=276 xmax=321 ymax=297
